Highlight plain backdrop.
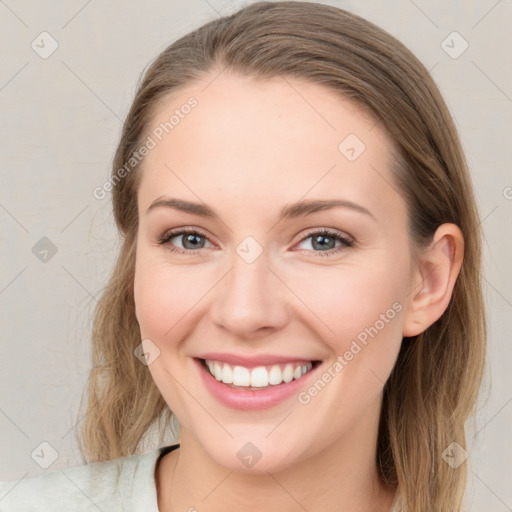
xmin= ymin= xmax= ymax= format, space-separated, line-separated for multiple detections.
xmin=0 ymin=0 xmax=511 ymax=510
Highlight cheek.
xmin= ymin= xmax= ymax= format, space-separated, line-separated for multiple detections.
xmin=133 ymin=248 xmax=220 ymax=344
xmin=289 ymin=263 xmax=406 ymax=346
xmin=134 ymin=255 xmax=190 ymax=340
xmin=283 ymin=257 xmax=409 ymax=405
xmin=288 ymin=265 xmax=406 ymax=436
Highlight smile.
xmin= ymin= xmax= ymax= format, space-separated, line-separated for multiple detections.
xmin=203 ymin=359 xmax=315 ymax=389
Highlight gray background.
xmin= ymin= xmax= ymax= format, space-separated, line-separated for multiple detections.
xmin=0 ymin=0 xmax=511 ymax=510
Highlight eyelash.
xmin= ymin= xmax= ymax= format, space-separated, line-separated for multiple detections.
xmin=157 ymin=228 xmax=355 ymax=257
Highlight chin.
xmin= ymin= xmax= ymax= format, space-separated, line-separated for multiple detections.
xmin=203 ymin=439 xmax=302 ymax=474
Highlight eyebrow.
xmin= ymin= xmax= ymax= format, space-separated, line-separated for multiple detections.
xmin=146 ymin=196 xmax=376 ymax=222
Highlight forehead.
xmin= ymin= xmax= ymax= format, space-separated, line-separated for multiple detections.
xmin=137 ymin=72 xmax=405 ymax=224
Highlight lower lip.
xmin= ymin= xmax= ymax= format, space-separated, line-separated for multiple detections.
xmin=194 ymin=358 xmax=320 ymax=411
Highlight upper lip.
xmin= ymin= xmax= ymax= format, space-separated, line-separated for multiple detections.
xmin=196 ymin=352 xmax=319 ymax=368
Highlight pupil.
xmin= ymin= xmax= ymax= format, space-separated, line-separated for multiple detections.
xmin=313 ymin=234 xmax=334 ymax=251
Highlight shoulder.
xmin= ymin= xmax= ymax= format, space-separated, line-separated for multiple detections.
xmin=0 ymin=447 xmax=168 ymax=512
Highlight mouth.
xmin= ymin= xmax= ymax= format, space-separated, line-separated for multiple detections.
xmin=199 ymin=358 xmax=320 ymax=390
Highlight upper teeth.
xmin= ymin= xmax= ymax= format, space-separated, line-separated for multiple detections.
xmin=205 ymin=360 xmax=313 ymax=388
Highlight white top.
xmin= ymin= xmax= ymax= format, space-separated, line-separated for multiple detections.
xmin=0 ymin=444 xmax=177 ymax=512
xmin=0 ymin=444 xmax=401 ymax=511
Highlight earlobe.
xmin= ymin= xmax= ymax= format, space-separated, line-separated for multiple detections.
xmin=402 ymin=223 xmax=464 ymax=337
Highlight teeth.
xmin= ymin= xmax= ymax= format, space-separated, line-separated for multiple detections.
xmin=282 ymin=364 xmax=294 ymax=383
xmin=222 ymin=363 xmax=233 ymax=384
xmin=268 ymin=365 xmax=282 ymax=385
xmin=250 ymin=367 xmax=269 ymax=387
xmin=204 ymin=360 xmax=314 ymax=388
xmin=213 ymin=361 xmax=223 ymax=381
xmin=232 ymin=366 xmax=250 ymax=386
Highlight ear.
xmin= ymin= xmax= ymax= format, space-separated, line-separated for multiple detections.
xmin=402 ymin=223 xmax=464 ymax=337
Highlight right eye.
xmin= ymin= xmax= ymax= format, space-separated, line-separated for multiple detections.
xmin=158 ymin=228 xmax=215 ymax=254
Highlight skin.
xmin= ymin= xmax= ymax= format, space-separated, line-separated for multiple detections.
xmin=133 ymin=71 xmax=464 ymax=511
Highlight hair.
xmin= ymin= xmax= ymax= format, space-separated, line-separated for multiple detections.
xmin=77 ymin=2 xmax=486 ymax=511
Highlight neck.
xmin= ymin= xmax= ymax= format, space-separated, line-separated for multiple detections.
xmin=156 ymin=395 xmax=397 ymax=512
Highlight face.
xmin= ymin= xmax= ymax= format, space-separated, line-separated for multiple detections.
xmin=133 ymin=72 xmax=416 ymax=473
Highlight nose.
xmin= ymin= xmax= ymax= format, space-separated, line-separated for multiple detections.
xmin=208 ymin=249 xmax=290 ymax=340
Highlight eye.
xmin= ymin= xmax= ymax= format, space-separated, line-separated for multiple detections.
xmin=294 ymin=229 xmax=354 ymax=256
xmin=158 ymin=227 xmax=354 ymax=257
xmin=158 ymin=228 xmax=214 ymax=254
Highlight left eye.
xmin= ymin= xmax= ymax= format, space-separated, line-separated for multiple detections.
xmin=295 ymin=230 xmax=353 ymax=253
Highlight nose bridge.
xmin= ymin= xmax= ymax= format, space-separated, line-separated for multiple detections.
xmin=210 ymin=240 xmax=288 ymax=336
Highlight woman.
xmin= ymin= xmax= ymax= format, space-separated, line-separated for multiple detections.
xmin=0 ymin=2 xmax=486 ymax=511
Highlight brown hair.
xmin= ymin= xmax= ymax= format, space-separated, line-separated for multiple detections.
xmin=77 ymin=3 xmax=486 ymax=511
